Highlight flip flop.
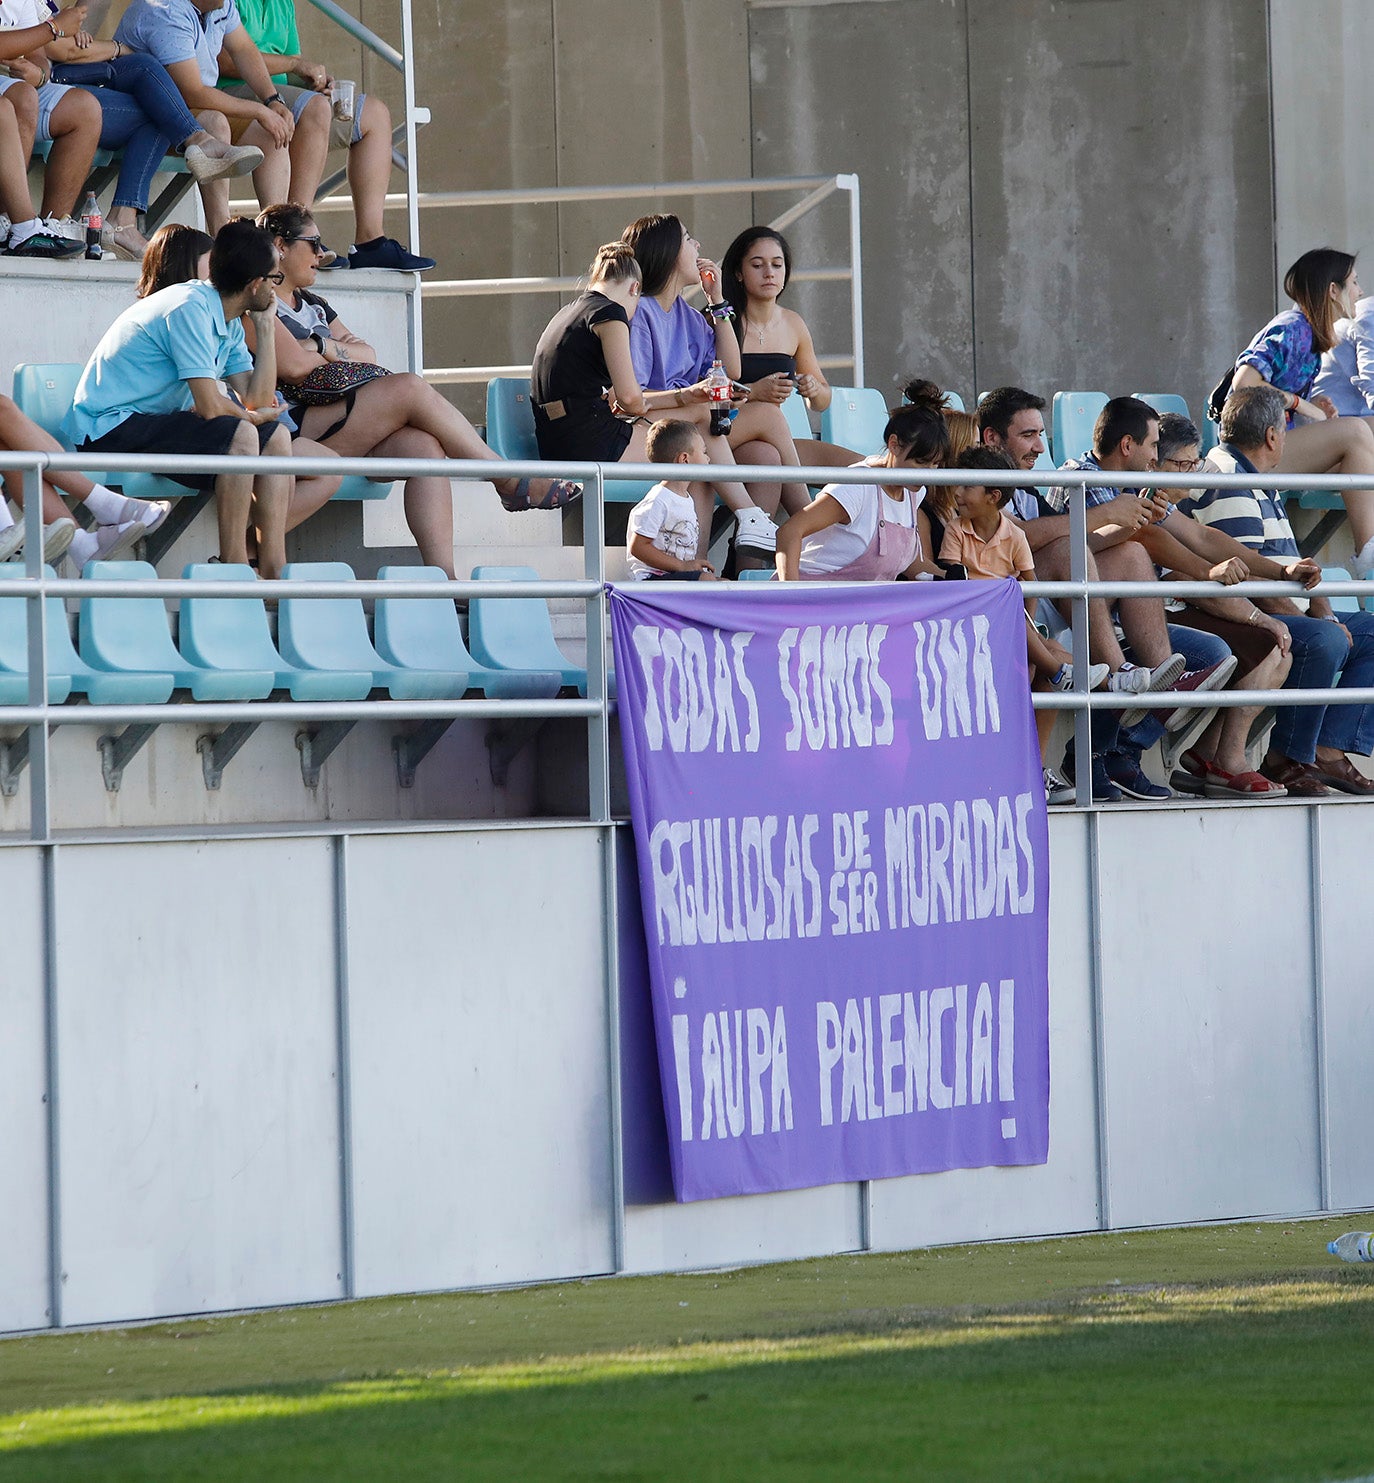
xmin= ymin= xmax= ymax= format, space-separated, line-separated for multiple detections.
xmin=499 ymin=477 xmax=582 ymax=513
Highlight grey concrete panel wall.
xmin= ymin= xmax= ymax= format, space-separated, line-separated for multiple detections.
xmin=966 ymin=0 xmax=1274 ymax=412
xmin=749 ymin=0 xmax=975 ymax=403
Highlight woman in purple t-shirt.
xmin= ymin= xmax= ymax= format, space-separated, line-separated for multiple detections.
xmin=621 ymin=213 xmax=802 ymax=562
xmin=1231 ymin=247 xmax=1374 ymax=576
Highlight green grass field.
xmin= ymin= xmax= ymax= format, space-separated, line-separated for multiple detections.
xmin=2 ymin=1218 xmax=1373 ymax=1481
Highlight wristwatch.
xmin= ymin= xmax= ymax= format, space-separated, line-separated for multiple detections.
xmin=265 ymin=92 xmax=287 ymax=107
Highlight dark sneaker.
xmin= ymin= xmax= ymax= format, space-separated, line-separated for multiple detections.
xmin=1103 ymin=754 xmax=1174 ymax=801
xmin=1062 ymin=750 xmax=1123 ymax=803
xmin=7 ymin=227 xmax=84 ymax=259
xmin=347 ymin=237 xmax=436 ymax=272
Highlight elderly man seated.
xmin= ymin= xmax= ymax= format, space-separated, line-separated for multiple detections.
xmin=1182 ymin=385 xmax=1374 ymax=797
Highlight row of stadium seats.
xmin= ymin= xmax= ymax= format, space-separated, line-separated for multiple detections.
xmin=0 ymin=559 xmax=603 ymax=791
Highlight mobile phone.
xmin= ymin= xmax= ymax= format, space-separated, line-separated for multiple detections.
xmin=730 ymin=380 xmax=751 ymax=398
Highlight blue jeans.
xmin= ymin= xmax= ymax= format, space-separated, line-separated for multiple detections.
xmin=1109 ymin=622 xmax=1232 ymax=759
xmin=50 ymin=54 xmax=198 ymax=213
xmin=1271 ymin=608 xmax=1374 ymax=763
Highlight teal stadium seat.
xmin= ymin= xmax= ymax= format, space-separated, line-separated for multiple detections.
xmin=0 ymin=563 xmax=73 ymax=704
xmin=1320 ymin=566 xmax=1362 ymax=616
xmin=820 ymin=386 xmax=888 ymax=455
xmin=1051 ymin=391 xmax=1108 ymax=464
xmin=736 ymin=568 xmax=777 ymax=580
xmin=485 ymin=377 xmax=652 ymax=505
xmin=374 ymin=566 xmax=561 ymax=699
xmin=0 ymin=562 xmax=174 ymax=704
xmin=179 ymin=563 xmax=371 ymax=700
xmin=12 ymin=362 xmax=117 ymax=489
xmin=944 ymin=391 xmax=966 ymax=413
xmin=80 ymin=560 xmax=273 ymax=700
xmin=277 ymin=561 xmax=467 ymax=699
xmin=781 ymin=390 xmax=813 ymax=442
xmin=1132 ymin=392 xmax=1191 ymax=422
xmin=469 ymin=564 xmax=599 ymax=695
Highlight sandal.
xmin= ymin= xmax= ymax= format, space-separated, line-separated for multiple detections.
xmin=101 ymin=222 xmax=148 ymax=262
xmin=499 ymin=477 xmax=582 ymax=513
xmin=1204 ymin=769 xmax=1288 ymax=799
xmin=1312 ymin=752 xmax=1374 ymax=795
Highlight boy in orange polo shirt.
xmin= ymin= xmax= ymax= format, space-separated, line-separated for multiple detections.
xmin=942 ymin=447 xmax=1107 ymax=779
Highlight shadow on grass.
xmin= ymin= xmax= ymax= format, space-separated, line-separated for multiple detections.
xmin=5 ymin=1280 xmax=1374 ymax=1483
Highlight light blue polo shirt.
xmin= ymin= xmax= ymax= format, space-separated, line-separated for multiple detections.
xmin=116 ymin=0 xmax=243 ymax=87
xmin=66 ymin=281 xmax=254 ymax=447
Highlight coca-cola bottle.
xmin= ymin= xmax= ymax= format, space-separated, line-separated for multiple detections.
xmin=705 ymin=359 xmax=732 ymax=437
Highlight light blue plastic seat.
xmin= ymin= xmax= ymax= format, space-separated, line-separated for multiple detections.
xmin=179 ymin=564 xmax=371 ymax=701
xmin=469 ymin=564 xmax=597 ymax=695
xmin=944 ymin=391 xmax=966 ymax=413
xmin=0 ymin=563 xmax=73 ymax=703
xmin=1321 ymin=566 xmax=1362 ymax=616
xmin=278 ymin=561 xmax=466 ymax=699
xmin=781 ymin=392 xmax=812 ymax=442
xmin=334 ymin=473 xmax=394 ymax=501
xmin=1051 ymin=391 xmax=1108 ymax=464
xmin=820 ymin=386 xmax=888 ymax=455
xmin=80 ymin=560 xmax=272 ymax=700
xmin=736 ymin=568 xmax=777 ymax=581
xmin=485 ymin=376 xmax=650 ymax=506
xmin=1131 ymin=392 xmax=1191 ymax=423
xmin=12 ymin=362 xmax=117 ymax=488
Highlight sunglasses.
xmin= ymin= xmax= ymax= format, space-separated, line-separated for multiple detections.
xmin=286 ymin=234 xmax=325 ymax=254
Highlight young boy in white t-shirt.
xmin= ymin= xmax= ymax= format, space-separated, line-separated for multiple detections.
xmin=626 ymin=420 xmax=718 ymax=580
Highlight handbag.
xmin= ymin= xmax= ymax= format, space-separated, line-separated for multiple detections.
xmin=282 ymin=359 xmax=393 ymax=406
xmin=1205 ymin=366 xmax=1235 ymax=424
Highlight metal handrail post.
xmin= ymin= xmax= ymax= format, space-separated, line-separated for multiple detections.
xmin=22 ymin=462 xmax=50 ymax=842
xmin=1069 ymin=485 xmax=1093 ymax=809
xmin=400 ymin=0 xmax=423 ymax=372
xmin=839 ymin=174 xmax=865 ymax=386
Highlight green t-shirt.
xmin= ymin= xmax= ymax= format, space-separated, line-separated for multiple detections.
xmin=219 ymin=0 xmax=299 ymax=89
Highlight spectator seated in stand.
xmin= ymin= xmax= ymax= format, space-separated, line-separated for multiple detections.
xmin=1227 ymin=247 xmax=1374 ymax=578
xmin=0 ymin=0 xmax=101 ymax=256
xmin=218 ymin=0 xmax=432 ymax=271
xmin=255 ymin=202 xmax=578 ymax=573
xmin=44 ymin=14 xmax=262 ymax=260
xmin=621 ymin=211 xmax=795 ymax=563
xmin=980 ymin=386 xmax=1187 ymax=802
xmin=135 ymin=221 xmax=213 ymax=294
xmin=115 ymin=0 xmax=295 ymax=234
xmin=1184 ymin=385 xmax=1374 ymax=798
xmin=625 ymin=420 xmax=718 ymax=581
xmin=1052 ymin=397 xmax=1234 ymax=802
xmin=775 ymin=387 xmax=946 ymax=582
xmin=1144 ymin=411 xmax=1294 ymax=800
xmin=1314 ymin=291 xmax=1374 ymax=421
xmin=941 ymin=445 xmax=1110 ymax=803
xmin=905 ymin=386 xmax=976 ymax=578
xmin=720 ymin=224 xmax=857 ymax=471
xmin=64 ymin=218 xmax=293 ymax=577
xmin=0 ymin=391 xmax=169 ymax=566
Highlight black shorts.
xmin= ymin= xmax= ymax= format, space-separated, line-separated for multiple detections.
xmin=82 ymin=412 xmax=281 ymax=492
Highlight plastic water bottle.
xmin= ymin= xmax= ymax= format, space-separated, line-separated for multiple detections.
xmin=1328 ymin=1231 xmax=1374 ymax=1263
xmin=81 ymin=191 xmax=102 ymax=260
xmin=705 ymin=359 xmax=732 ymax=437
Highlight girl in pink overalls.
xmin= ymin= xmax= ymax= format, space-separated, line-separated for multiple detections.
xmin=775 ymin=387 xmax=949 ymax=581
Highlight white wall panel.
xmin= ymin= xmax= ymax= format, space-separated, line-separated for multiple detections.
xmin=1315 ymin=806 xmax=1374 ymax=1211
xmin=1096 ymin=808 xmax=1320 ymax=1227
xmin=868 ymin=812 xmax=1101 ymax=1249
xmin=346 ymin=829 xmax=616 ymax=1294
xmin=54 ymin=840 xmax=343 ymax=1325
xmin=0 ymin=849 xmax=51 ymax=1331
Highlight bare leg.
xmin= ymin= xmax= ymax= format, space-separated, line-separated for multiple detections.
xmin=728 ymin=401 xmax=807 ymax=511
xmin=283 ymin=435 xmax=343 ymax=531
xmin=1193 ymin=644 xmax=1291 ymax=774
xmin=40 ymin=88 xmax=101 ymax=219
xmin=1095 ymin=540 xmax=1174 ymax=667
xmin=0 ymin=94 xmax=34 ymax=222
xmin=2 ymin=470 xmax=76 ymax=524
xmin=794 ymin=437 xmax=861 ymax=467
xmin=8 ymin=81 xmax=36 ymax=164
xmin=214 ymin=422 xmax=260 ymax=566
xmin=371 ymin=426 xmax=454 ymax=576
xmin=732 ymin=437 xmax=782 ymax=516
xmin=345 ymin=94 xmax=391 ymax=243
xmin=1278 ymin=416 xmax=1374 ymax=555
xmin=251 ymin=424 xmax=292 ymax=580
xmin=193 ymin=109 xmax=232 ymax=232
xmin=297 ymin=372 xmax=570 ymax=509
xmin=285 ymin=93 xmax=330 ymax=210
xmin=0 ymin=398 xmax=96 ymax=505
xmin=241 ymin=117 xmax=292 ymax=211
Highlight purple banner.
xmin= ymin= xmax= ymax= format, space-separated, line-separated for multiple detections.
xmin=609 ymin=579 xmax=1050 ymax=1202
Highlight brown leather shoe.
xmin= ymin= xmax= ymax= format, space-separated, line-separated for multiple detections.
xmin=1313 ymin=752 xmax=1374 ymax=795
xmin=1260 ymin=755 xmax=1331 ymax=797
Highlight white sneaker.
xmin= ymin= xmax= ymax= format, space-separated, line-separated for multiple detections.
xmin=1352 ymin=536 xmax=1374 ymax=582
xmin=1111 ymin=653 xmax=1187 ymax=728
xmin=1044 ymin=765 xmax=1075 ymax=805
xmin=1050 ymin=661 xmax=1110 ymax=691
xmin=733 ymin=505 xmax=777 ymax=554
xmin=44 ymin=215 xmax=84 ymax=243
xmin=43 ymin=517 xmax=76 ymax=562
xmin=0 ymin=524 xmax=23 ymax=562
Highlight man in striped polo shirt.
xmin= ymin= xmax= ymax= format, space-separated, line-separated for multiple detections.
xmin=1182 ymin=385 xmax=1374 ymax=797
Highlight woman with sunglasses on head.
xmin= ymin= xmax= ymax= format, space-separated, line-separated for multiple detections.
xmin=254 ymin=203 xmax=580 ymax=575
xmin=720 ymin=225 xmax=858 ymax=471
xmin=1228 ymin=247 xmax=1374 ymax=577
xmin=621 ymin=212 xmax=805 ymax=562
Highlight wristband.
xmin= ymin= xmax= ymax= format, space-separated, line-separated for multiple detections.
xmin=310 ymin=331 xmax=326 ymax=355
xmin=45 ymin=18 xmax=60 ymax=37
xmin=703 ymin=301 xmax=734 ymax=323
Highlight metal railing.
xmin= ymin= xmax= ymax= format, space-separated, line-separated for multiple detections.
xmin=310 ymin=174 xmax=865 ymax=391
xmin=3 ymin=450 xmax=1371 ymax=829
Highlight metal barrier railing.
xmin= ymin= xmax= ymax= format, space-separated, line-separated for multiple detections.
xmin=3 ymin=450 xmax=1371 ymax=828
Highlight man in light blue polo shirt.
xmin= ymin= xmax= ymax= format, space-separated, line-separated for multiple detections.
xmin=116 ymin=0 xmax=294 ymax=231
xmin=66 ymin=219 xmax=293 ymax=578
